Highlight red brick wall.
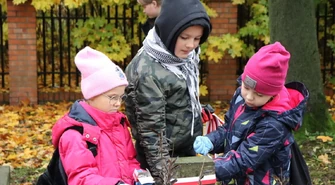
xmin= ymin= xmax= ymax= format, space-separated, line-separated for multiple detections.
xmin=207 ymin=1 xmax=239 ymax=102
xmin=38 ymin=92 xmax=83 ymax=104
xmin=7 ymin=0 xmax=37 ymax=105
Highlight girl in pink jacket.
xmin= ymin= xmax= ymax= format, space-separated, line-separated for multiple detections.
xmin=51 ymin=46 xmax=141 ymax=185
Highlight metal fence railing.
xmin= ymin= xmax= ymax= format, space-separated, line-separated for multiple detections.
xmin=36 ymin=3 xmax=142 ymax=90
xmin=316 ymin=3 xmax=335 ymax=83
xmin=0 ymin=4 xmax=8 ymax=89
xmin=236 ymin=4 xmax=264 ymax=76
xmin=1 ymin=2 xmax=335 ymax=102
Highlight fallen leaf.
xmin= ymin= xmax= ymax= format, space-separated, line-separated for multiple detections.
xmin=318 ymin=154 xmax=331 ymax=165
xmin=316 ymin=136 xmax=333 ymax=142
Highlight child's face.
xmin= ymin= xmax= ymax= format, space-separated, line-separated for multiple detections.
xmin=138 ymin=0 xmax=161 ymax=18
xmin=88 ymin=85 xmax=126 ymax=113
xmin=241 ymin=82 xmax=273 ymax=108
xmin=174 ymin=25 xmax=203 ymax=59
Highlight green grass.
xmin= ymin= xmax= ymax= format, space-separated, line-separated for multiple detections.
xmin=10 ymin=167 xmax=44 ymax=185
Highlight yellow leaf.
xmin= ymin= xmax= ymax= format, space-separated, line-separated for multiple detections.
xmin=202 ymin=2 xmax=218 ymax=18
xmin=214 ymin=101 xmax=222 ymax=105
xmin=318 ymin=154 xmax=331 ymax=165
xmin=6 ymin=153 xmax=17 ymax=160
xmin=232 ymin=0 xmax=245 ymax=5
xmin=7 ymin=120 xmax=19 ymax=127
xmin=31 ymin=0 xmax=54 ymax=11
xmin=316 ymin=135 xmax=333 ymax=142
xmin=206 ymin=48 xmax=223 ymax=63
xmin=262 ymin=36 xmax=270 ymax=44
xmin=229 ymin=38 xmax=243 ymax=58
xmin=12 ymin=0 xmax=27 ymax=5
xmin=208 ymin=36 xmax=221 ymax=47
xmin=42 ymin=123 xmax=53 ymax=130
xmin=199 ymin=85 xmax=208 ymax=96
xmin=64 ymin=0 xmax=89 ymax=9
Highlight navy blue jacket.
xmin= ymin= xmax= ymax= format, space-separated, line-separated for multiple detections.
xmin=206 ymin=82 xmax=309 ymax=185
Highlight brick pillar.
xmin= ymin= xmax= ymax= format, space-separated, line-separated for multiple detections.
xmin=7 ymin=0 xmax=37 ymax=105
xmin=207 ymin=1 xmax=238 ymax=101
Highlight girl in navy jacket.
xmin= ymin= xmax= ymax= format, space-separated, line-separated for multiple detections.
xmin=194 ymin=42 xmax=309 ymax=185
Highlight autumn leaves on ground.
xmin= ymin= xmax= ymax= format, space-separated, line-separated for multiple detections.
xmin=0 ymin=101 xmax=335 ymax=184
xmin=0 ymin=102 xmax=71 ymax=168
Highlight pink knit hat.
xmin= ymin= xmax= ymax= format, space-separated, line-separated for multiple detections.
xmin=241 ymin=42 xmax=290 ymax=96
xmin=74 ymin=46 xmax=128 ymax=99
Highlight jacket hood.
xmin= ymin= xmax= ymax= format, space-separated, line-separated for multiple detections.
xmin=154 ymin=0 xmax=211 ymax=55
xmin=52 ymin=100 xmax=128 ymax=148
xmin=51 ymin=100 xmax=98 ymax=147
xmin=237 ymin=76 xmax=309 ymax=131
xmin=67 ymin=100 xmax=97 ymax=125
xmin=263 ymin=82 xmax=309 ymax=131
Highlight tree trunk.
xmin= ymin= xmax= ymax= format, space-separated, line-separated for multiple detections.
xmin=269 ymin=0 xmax=334 ymax=132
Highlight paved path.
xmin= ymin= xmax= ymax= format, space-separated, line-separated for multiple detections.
xmin=0 ymin=166 xmax=10 ymax=185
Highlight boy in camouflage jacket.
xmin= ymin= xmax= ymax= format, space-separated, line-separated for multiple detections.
xmin=124 ymin=0 xmax=212 ymax=184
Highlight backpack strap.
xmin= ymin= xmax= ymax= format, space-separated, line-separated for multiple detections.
xmin=64 ymin=126 xmax=98 ymax=157
xmin=290 ymin=141 xmax=312 ymax=185
xmin=57 ymin=126 xmax=97 ymax=184
xmin=36 ymin=126 xmax=98 ymax=185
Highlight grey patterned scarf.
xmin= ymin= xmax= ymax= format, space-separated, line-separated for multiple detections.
xmin=142 ymin=29 xmax=202 ymax=136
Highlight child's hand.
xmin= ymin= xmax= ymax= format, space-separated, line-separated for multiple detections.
xmin=193 ymin=136 xmax=213 ymax=155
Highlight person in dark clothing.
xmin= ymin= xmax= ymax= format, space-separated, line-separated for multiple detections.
xmin=137 ymin=0 xmax=162 ymax=35
xmin=194 ymin=42 xmax=309 ymax=185
xmin=125 ymin=0 xmax=212 ymax=184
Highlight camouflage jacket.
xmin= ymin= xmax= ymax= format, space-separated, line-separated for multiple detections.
xmin=124 ymin=49 xmax=203 ymax=178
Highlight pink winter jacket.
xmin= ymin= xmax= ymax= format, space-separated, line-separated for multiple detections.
xmin=52 ymin=100 xmax=141 ymax=185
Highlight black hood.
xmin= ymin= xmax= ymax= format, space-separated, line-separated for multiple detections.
xmin=154 ymin=0 xmax=212 ymax=55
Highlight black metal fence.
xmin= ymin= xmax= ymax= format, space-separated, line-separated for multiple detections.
xmin=36 ymin=3 xmax=142 ymax=89
xmin=236 ymin=4 xmax=265 ymax=76
xmin=1 ymin=3 xmax=335 ymax=97
xmin=317 ymin=3 xmax=335 ymax=82
xmin=0 ymin=4 xmax=8 ymax=89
